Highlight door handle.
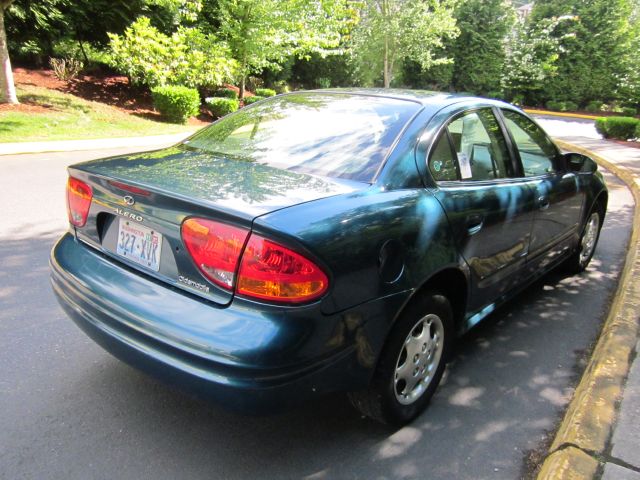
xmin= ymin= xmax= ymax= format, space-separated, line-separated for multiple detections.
xmin=466 ymin=214 xmax=484 ymax=236
xmin=538 ymin=196 xmax=550 ymax=210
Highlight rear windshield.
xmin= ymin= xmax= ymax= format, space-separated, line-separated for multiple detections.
xmin=185 ymin=93 xmax=420 ymax=182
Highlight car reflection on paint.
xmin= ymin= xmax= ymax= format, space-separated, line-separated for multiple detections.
xmin=51 ymin=90 xmax=607 ymax=424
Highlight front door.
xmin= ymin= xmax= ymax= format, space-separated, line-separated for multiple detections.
xmin=499 ymin=109 xmax=585 ymax=270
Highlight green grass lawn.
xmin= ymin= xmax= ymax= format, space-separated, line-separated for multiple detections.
xmin=0 ymin=85 xmax=195 ymax=143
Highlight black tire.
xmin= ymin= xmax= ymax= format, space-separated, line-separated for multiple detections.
xmin=564 ymin=205 xmax=604 ymax=274
xmin=348 ymin=292 xmax=454 ymax=425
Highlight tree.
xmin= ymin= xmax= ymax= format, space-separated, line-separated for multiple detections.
xmin=0 ymin=0 xmax=17 ymax=104
xmin=617 ymin=6 xmax=640 ymax=108
xmin=501 ymin=15 xmax=576 ymax=105
xmin=216 ymin=0 xmax=349 ymax=98
xmin=350 ymin=0 xmax=458 ymax=88
xmin=529 ymin=0 xmax=634 ymax=105
xmin=4 ymin=0 xmax=69 ymax=64
xmin=450 ymin=0 xmax=514 ymax=95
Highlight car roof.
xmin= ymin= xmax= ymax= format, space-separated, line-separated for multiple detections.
xmin=292 ymin=88 xmax=513 ymax=114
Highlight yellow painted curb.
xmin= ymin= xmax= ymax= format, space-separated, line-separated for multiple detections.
xmin=537 ymin=447 xmax=599 ymax=480
xmin=536 ymin=140 xmax=640 ymax=479
xmin=524 ymin=109 xmax=602 ymax=121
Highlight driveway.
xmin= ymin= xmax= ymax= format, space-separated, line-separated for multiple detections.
xmin=0 ymin=136 xmax=633 ymax=479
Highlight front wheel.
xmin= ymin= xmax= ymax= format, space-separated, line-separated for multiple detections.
xmin=565 ymin=208 xmax=603 ymax=273
xmin=348 ymin=292 xmax=453 ymax=425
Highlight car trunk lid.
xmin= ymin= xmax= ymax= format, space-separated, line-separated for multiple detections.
xmin=68 ymin=145 xmax=363 ymax=306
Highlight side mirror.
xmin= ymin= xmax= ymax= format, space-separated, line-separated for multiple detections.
xmin=563 ymin=152 xmax=597 ymax=173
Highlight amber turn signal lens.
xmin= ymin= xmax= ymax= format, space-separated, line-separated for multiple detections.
xmin=237 ymin=234 xmax=328 ymax=303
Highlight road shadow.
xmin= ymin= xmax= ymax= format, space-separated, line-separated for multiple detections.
xmin=0 ymin=193 xmax=633 ymax=479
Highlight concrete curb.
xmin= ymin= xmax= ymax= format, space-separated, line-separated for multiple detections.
xmin=537 ymin=140 xmax=640 ymax=479
xmin=0 ymin=131 xmax=195 ymax=156
xmin=524 ymin=109 xmax=602 ymax=121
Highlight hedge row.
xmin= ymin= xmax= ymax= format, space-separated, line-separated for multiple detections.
xmin=151 ymin=85 xmax=275 ymax=123
xmin=151 ymin=86 xmax=200 ymax=124
xmin=546 ymin=100 xmax=579 ymax=112
xmin=205 ymin=97 xmax=239 ymax=117
xmin=243 ymin=95 xmax=265 ymax=105
xmin=255 ymin=88 xmax=276 ymax=97
xmin=595 ymin=116 xmax=640 ymax=140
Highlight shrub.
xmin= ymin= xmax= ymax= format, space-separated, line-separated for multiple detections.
xmin=243 ymin=96 xmax=264 ymax=105
xmin=605 ymin=117 xmax=640 ymax=139
xmin=316 ymin=77 xmax=331 ymax=89
xmin=595 ymin=116 xmax=639 ymax=140
xmin=109 ymin=17 xmax=237 ymax=89
xmin=546 ymin=100 xmax=564 ymax=111
xmin=49 ymin=57 xmax=84 ymax=81
xmin=595 ymin=118 xmax=609 ymax=138
xmin=635 ymin=122 xmax=640 ymax=140
xmin=151 ymin=86 xmax=200 ymax=124
xmin=621 ymin=107 xmax=637 ymax=117
xmin=247 ymin=76 xmax=264 ymax=92
xmin=213 ymin=88 xmax=238 ymax=99
xmin=585 ymin=101 xmax=603 ymax=113
xmin=272 ymin=81 xmax=290 ymax=94
xmin=255 ymin=88 xmax=277 ymax=97
xmin=563 ymin=101 xmax=578 ymax=112
xmin=205 ymin=97 xmax=239 ymax=117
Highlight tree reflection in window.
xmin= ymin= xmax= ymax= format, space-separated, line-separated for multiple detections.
xmin=186 ymin=93 xmax=420 ymax=182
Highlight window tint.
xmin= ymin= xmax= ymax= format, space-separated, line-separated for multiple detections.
xmin=502 ymin=109 xmax=557 ymax=176
xmin=446 ymin=109 xmax=513 ymax=181
xmin=428 ymin=133 xmax=458 ymax=181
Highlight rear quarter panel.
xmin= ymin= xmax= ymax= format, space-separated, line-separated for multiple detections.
xmin=253 ymin=188 xmax=460 ymax=316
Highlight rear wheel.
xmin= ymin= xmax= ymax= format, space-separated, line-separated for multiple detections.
xmin=349 ymin=292 xmax=453 ymax=425
xmin=565 ymin=207 xmax=603 ymax=273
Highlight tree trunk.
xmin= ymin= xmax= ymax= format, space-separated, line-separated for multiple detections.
xmin=383 ymin=35 xmax=390 ymax=88
xmin=0 ymin=3 xmax=18 ymax=104
xmin=77 ymin=38 xmax=90 ymax=64
xmin=239 ymin=74 xmax=246 ymax=100
xmin=382 ymin=0 xmax=390 ymax=88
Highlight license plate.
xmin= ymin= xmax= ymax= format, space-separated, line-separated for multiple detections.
xmin=116 ymin=218 xmax=162 ymax=272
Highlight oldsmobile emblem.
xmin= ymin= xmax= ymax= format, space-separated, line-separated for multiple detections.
xmin=123 ymin=195 xmax=135 ymax=206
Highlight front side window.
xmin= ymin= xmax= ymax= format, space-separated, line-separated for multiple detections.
xmin=501 ymin=109 xmax=558 ymax=176
xmin=439 ymin=109 xmax=513 ymax=181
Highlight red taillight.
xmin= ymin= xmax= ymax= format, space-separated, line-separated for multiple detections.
xmin=66 ymin=177 xmax=93 ymax=227
xmin=237 ymin=234 xmax=329 ymax=303
xmin=181 ymin=218 xmax=249 ymax=289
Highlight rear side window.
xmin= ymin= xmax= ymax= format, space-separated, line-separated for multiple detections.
xmin=429 ymin=109 xmax=513 ymax=182
xmin=428 ymin=133 xmax=458 ymax=181
xmin=501 ymin=109 xmax=558 ymax=176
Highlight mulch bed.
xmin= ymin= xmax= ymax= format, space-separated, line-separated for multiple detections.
xmin=9 ymin=67 xmax=212 ymax=126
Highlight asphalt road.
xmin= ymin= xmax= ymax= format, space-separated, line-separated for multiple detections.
xmin=0 ymin=136 xmax=634 ymax=479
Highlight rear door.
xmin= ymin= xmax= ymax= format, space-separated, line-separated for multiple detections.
xmin=428 ymin=108 xmax=538 ymax=313
xmin=499 ymin=109 xmax=585 ymax=271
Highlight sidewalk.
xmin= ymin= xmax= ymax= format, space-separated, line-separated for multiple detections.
xmin=0 ymin=131 xmax=194 ymax=156
xmin=539 ymin=135 xmax=640 ymax=480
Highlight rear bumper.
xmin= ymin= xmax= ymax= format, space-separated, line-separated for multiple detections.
xmin=50 ymin=233 xmax=407 ymax=412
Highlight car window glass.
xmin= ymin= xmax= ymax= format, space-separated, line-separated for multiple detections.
xmin=428 ymin=133 xmax=458 ymax=181
xmin=446 ymin=110 xmax=512 ymax=181
xmin=502 ymin=109 xmax=557 ymax=176
xmin=185 ymin=94 xmax=420 ymax=182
